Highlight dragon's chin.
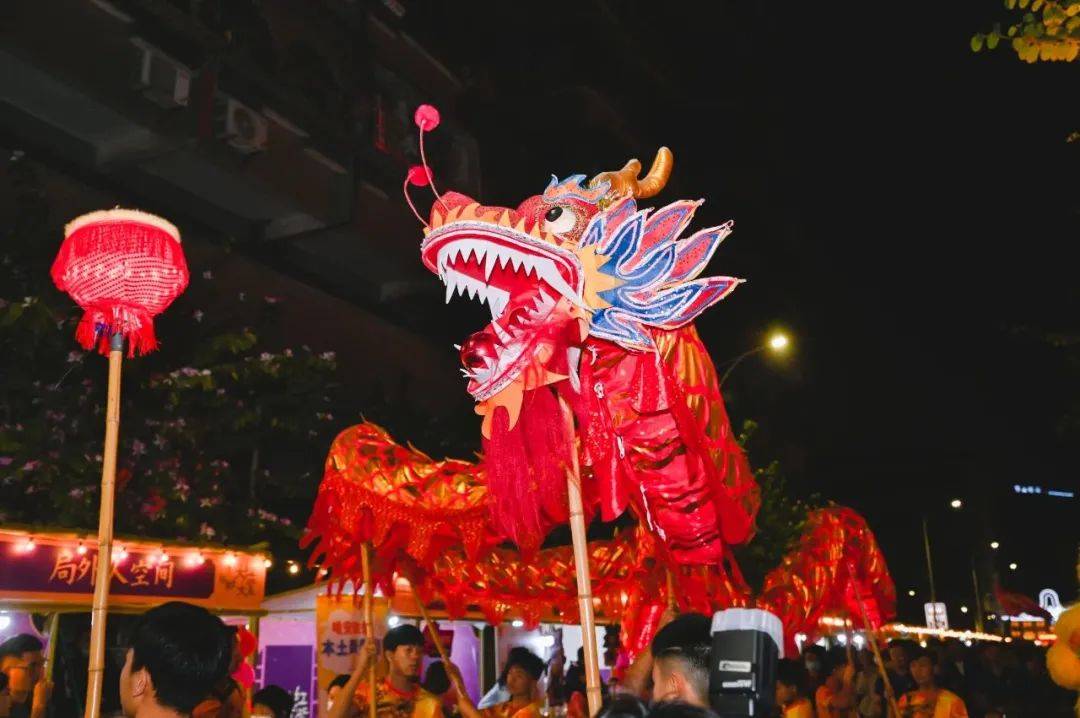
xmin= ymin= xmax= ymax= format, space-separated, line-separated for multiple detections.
xmin=420 ymin=220 xmax=588 ymax=403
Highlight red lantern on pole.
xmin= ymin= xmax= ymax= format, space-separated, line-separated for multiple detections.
xmin=52 ymin=208 xmax=188 ymax=718
xmin=51 ymin=209 xmax=189 ymax=357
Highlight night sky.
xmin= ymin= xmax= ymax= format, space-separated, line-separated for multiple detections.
xmin=400 ymin=1 xmax=1079 ymax=620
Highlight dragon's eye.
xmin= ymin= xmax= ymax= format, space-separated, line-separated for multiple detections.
xmin=543 ymin=205 xmax=577 ymax=235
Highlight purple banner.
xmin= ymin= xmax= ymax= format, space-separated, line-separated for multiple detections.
xmin=0 ymin=544 xmax=215 ymax=599
xmin=262 ymin=644 xmax=316 ymax=718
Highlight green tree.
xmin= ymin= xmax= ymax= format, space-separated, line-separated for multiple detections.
xmin=972 ymin=0 xmax=1080 ymax=62
xmin=732 ymin=419 xmax=820 ymax=592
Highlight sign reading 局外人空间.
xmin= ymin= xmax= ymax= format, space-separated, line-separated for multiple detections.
xmin=0 ymin=530 xmax=266 ymax=611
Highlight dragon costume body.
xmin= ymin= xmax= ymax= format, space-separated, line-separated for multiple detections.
xmin=305 ymin=146 xmax=894 ymax=653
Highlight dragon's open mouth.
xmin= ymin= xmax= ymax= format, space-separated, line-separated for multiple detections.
xmin=421 ymin=205 xmax=585 ymax=402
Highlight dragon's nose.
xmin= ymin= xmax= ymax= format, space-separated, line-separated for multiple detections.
xmin=460 ymin=331 xmax=499 ymax=371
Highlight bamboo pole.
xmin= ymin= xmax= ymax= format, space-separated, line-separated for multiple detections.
xmin=414 ymin=591 xmax=466 ymax=697
xmin=666 ymin=569 xmax=677 ymax=612
xmin=846 ymin=563 xmax=900 ymax=718
xmin=843 ymin=613 xmax=854 ymax=662
xmin=558 ymin=396 xmax=601 ymax=718
xmin=361 ymin=543 xmax=376 ymax=718
xmin=44 ymin=613 xmax=60 ymax=682
xmin=971 ymin=564 xmax=985 ymax=633
xmin=84 ymin=334 xmax=124 ymax=718
xmin=922 ymin=515 xmax=937 ymax=606
xmin=247 ymin=617 xmax=261 ymax=709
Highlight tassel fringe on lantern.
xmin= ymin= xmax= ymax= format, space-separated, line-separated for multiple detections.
xmin=74 ymin=305 xmax=159 ymax=356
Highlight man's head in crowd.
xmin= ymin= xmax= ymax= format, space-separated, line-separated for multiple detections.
xmin=825 ymin=649 xmax=850 ymax=687
xmin=774 ymin=658 xmax=809 ymax=706
xmin=802 ymin=645 xmax=826 ymax=677
xmin=422 ymin=661 xmax=452 ymax=696
xmin=327 ymin=673 xmax=351 ymax=710
xmin=119 ymin=601 xmax=233 ymax=717
xmin=908 ymin=647 xmax=938 ymax=690
xmin=650 ymin=613 xmax=711 ymax=708
xmin=383 ymin=624 xmax=425 ymax=682
xmin=0 ymin=634 xmax=45 ymax=705
xmin=252 ymin=685 xmax=295 ymax=718
xmin=887 ymin=639 xmax=911 ymax=674
xmin=501 ymin=647 xmax=545 ymax=700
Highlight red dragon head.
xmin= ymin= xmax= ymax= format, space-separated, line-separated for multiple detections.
xmin=420 ymin=148 xmax=741 ymax=436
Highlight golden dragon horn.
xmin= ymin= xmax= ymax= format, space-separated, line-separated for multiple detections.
xmin=590 ymin=147 xmax=674 ymax=200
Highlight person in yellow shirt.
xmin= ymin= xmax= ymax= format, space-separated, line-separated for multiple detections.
xmin=814 ymin=653 xmax=854 ymax=718
xmin=331 ymin=624 xmax=443 ymax=718
xmin=452 ymin=647 xmax=546 ymax=718
xmin=775 ymin=658 xmax=815 ymax=718
xmin=897 ymin=648 xmax=968 ymax=718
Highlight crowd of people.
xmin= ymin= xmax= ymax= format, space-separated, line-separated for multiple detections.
xmin=775 ymin=637 xmax=1073 ymax=717
xmin=0 ymin=602 xmax=1074 ymax=718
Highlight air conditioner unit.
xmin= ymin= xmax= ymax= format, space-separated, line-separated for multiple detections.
xmin=214 ymin=95 xmax=269 ymax=154
xmin=131 ymin=38 xmax=191 ymax=109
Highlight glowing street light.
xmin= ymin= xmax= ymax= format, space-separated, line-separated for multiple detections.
xmin=990 ymin=541 xmax=999 ymax=550
xmin=768 ymin=333 xmax=790 ymax=352
xmin=949 ymin=498 xmax=963 ymax=509
xmin=908 ymin=589 xmax=916 ymax=597
xmin=960 ymin=605 xmax=969 ymax=614
xmin=1009 ymin=562 xmax=1018 ymax=571
xmin=719 ymin=330 xmax=794 ymax=385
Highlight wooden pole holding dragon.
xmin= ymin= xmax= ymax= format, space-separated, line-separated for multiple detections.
xmin=559 ymin=396 xmax=603 ymax=716
xmin=361 ymin=543 xmax=376 ymax=718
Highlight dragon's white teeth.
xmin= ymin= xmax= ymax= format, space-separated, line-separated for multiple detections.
xmin=453 ymin=344 xmax=461 ymax=350
xmin=535 ymin=262 xmax=585 ymax=309
xmin=567 ymin=347 xmax=582 ymax=392
xmin=488 ymin=292 xmax=508 ymax=319
xmin=484 ymin=250 xmax=498 ymax=281
xmin=445 ymin=279 xmax=455 ymax=304
xmin=492 ymin=321 xmax=512 ymax=344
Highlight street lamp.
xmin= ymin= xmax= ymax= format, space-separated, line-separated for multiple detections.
xmin=719 ymin=331 xmax=792 ymax=386
xmin=990 ymin=541 xmax=999 ymax=550
xmin=768 ymin=333 xmax=790 ymax=351
xmin=1009 ymin=562 xmax=1018 ymax=571
xmin=949 ymin=498 xmax=963 ymax=509
xmin=908 ymin=589 xmax=916 ymax=597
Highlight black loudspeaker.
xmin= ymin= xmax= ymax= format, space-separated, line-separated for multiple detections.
xmin=708 ymin=608 xmax=782 ymax=718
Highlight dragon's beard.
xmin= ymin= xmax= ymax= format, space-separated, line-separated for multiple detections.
xmin=481 ymin=380 xmax=575 ymax=555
